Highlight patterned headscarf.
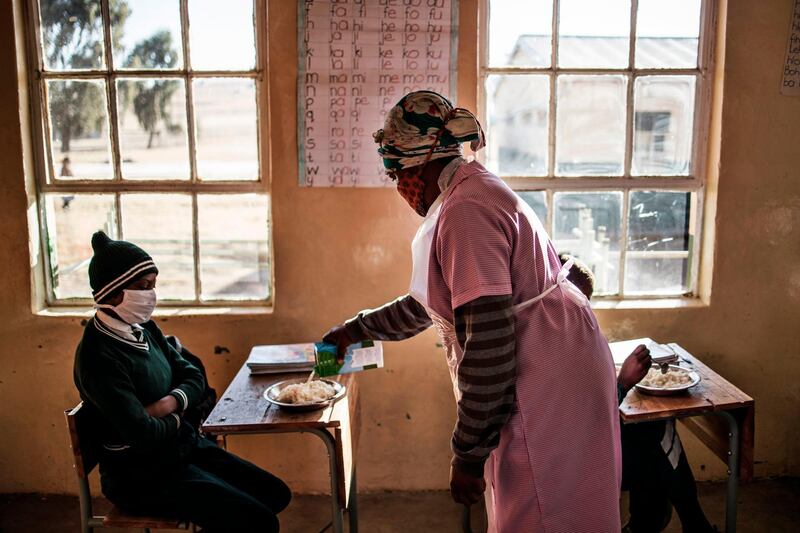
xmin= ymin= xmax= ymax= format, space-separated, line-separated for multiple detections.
xmin=373 ymin=91 xmax=486 ymax=171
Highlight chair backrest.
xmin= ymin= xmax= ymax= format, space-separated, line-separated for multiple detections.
xmin=65 ymin=402 xmax=99 ymax=479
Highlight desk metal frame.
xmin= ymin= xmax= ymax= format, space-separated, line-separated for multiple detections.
xmin=217 ymin=427 xmax=357 ymax=533
xmin=203 ymin=366 xmax=360 ymax=533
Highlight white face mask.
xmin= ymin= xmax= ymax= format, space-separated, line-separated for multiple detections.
xmin=98 ymin=289 xmax=157 ymax=324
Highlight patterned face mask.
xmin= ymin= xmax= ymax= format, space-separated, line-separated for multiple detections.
xmin=395 ymin=166 xmax=429 ymax=217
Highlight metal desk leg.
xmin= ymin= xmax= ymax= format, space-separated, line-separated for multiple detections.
xmin=349 ymin=467 xmax=358 ymax=533
xmin=309 ymin=429 xmax=345 ymax=533
xmin=716 ymin=411 xmax=740 ymax=533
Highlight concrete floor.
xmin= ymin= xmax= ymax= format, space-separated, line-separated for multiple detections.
xmin=1 ymin=478 xmax=798 ymax=532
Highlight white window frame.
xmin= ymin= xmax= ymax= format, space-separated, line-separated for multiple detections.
xmin=479 ymin=0 xmax=717 ymax=299
xmin=22 ymin=0 xmax=272 ymax=308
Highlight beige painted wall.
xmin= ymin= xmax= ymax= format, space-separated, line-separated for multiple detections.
xmin=0 ymin=0 xmax=798 ymax=495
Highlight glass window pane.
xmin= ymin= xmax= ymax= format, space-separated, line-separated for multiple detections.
xmin=625 ymin=191 xmax=691 ymax=294
xmin=553 ymin=191 xmax=622 ymax=295
xmin=556 ymin=75 xmax=626 ymax=176
xmin=486 ymin=75 xmax=549 ymax=176
xmin=116 ymin=78 xmax=189 ymax=179
xmin=632 ymin=76 xmax=696 ymax=176
xmin=198 ymin=194 xmax=270 ymax=300
xmin=558 ymin=0 xmax=631 ymax=68
xmin=488 ymin=0 xmax=552 ymax=67
xmin=193 ymin=78 xmax=258 ymax=181
xmin=112 ymin=0 xmax=183 ymax=70
xmin=636 ymin=0 xmax=701 ymax=69
xmin=517 ymin=191 xmax=548 ymax=226
xmin=47 ymin=79 xmax=113 ymax=180
xmin=38 ymin=0 xmax=106 ymax=70
xmin=121 ymin=194 xmax=195 ymax=300
xmin=189 ymin=0 xmax=255 ymax=71
xmin=44 ymin=193 xmax=116 ymax=299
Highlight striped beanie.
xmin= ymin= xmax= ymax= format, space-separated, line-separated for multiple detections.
xmin=88 ymin=231 xmax=158 ymax=303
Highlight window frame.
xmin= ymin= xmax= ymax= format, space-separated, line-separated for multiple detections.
xmin=22 ymin=0 xmax=273 ymax=308
xmin=478 ymin=0 xmax=717 ymax=299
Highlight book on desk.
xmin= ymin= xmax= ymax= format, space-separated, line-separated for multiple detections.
xmin=245 ymin=343 xmax=317 ymax=375
xmin=608 ymin=337 xmax=679 ymax=366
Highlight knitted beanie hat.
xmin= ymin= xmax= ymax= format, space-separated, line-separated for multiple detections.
xmin=88 ymin=231 xmax=158 ymax=302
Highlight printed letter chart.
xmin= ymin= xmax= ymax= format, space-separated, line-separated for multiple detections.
xmin=781 ymin=0 xmax=800 ymax=96
xmin=298 ymin=0 xmax=457 ymax=187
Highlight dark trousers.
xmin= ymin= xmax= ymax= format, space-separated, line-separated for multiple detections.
xmin=622 ymin=421 xmax=714 ymax=533
xmin=103 ymin=437 xmax=291 ymax=532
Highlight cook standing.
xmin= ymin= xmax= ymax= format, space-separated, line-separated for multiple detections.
xmin=324 ymin=91 xmax=622 ymax=532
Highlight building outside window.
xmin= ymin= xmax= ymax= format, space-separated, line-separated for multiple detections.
xmin=635 ymin=111 xmax=673 ymax=158
xmin=482 ymin=0 xmax=714 ymax=297
xmin=24 ymin=0 xmax=270 ymax=307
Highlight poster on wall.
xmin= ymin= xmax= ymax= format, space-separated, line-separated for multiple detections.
xmin=298 ymin=0 xmax=458 ymax=187
xmin=780 ymin=0 xmax=800 ymax=96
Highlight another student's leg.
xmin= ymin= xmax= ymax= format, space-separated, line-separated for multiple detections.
xmin=622 ymin=421 xmax=673 ymax=532
xmin=190 ymin=435 xmax=292 ymax=514
xmin=105 ymin=464 xmax=280 ymax=533
xmin=668 ymin=450 xmax=715 ymax=533
xmin=628 ymin=485 xmax=672 ymax=533
xmin=624 ymin=422 xmax=714 ymax=533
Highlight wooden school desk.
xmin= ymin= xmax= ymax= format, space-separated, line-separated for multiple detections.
xmin=613 ymin=341 xmax=755 ymax=533
xmin=202 ymin=366 xmax=361 ymax=533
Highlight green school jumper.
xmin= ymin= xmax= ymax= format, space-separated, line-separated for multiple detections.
xmin=74 ymin=316 xmax=205 ymax=479
xmin=74 ymin=316 xmax=291 ymax=530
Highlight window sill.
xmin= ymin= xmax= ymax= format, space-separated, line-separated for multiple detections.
xmin=592 ymin=297 xmax=708 ymax=310
xmin=36 ymin=305 xmax=274 ymax=319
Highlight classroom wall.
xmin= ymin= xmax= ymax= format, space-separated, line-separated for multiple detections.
xmin=1 ymin=0 xmax=798 ymax=495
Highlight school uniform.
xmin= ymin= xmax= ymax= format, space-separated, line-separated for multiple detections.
xmin=74 ymin=310 xmax=290 ymax=532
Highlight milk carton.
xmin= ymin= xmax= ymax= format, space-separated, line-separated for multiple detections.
xmin=314 ymin=340 xmax=384 ymax=377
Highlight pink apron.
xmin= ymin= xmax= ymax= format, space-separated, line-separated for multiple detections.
xmin=410 ymin=162 xmax=622 ymax=533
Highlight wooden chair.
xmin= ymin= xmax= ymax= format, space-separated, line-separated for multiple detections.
xmin=65 ymin=402 xmax=193 ymax=533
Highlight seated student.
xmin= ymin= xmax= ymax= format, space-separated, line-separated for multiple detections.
xmin=74 ymin=231 xmax=291 ymax=533
xmin=561 ymin=255 xmax=715 ymax=533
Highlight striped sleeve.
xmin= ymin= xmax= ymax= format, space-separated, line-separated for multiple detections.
xmin=450 ymin=294 xmax=516 ymax=476
xmin=344 ymin=294 xmax=432 ymax=341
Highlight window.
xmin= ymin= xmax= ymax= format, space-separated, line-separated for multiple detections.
xmin=481 ymin=0 xmax=714 ymax=297
xmin=25 ymin=0 xmax=271 ymax=306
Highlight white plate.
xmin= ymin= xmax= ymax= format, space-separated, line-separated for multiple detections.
xmin=634 ymin=365 xmax=701 ymax=396
xmin=263 ymin=378 xmax=346 ymax=412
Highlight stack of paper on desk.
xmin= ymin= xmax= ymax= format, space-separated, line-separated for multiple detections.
xmin=608 ymin=337 xmax=679 ymax=366
xmin=246 ymin=343 xmax=317 ymax=375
